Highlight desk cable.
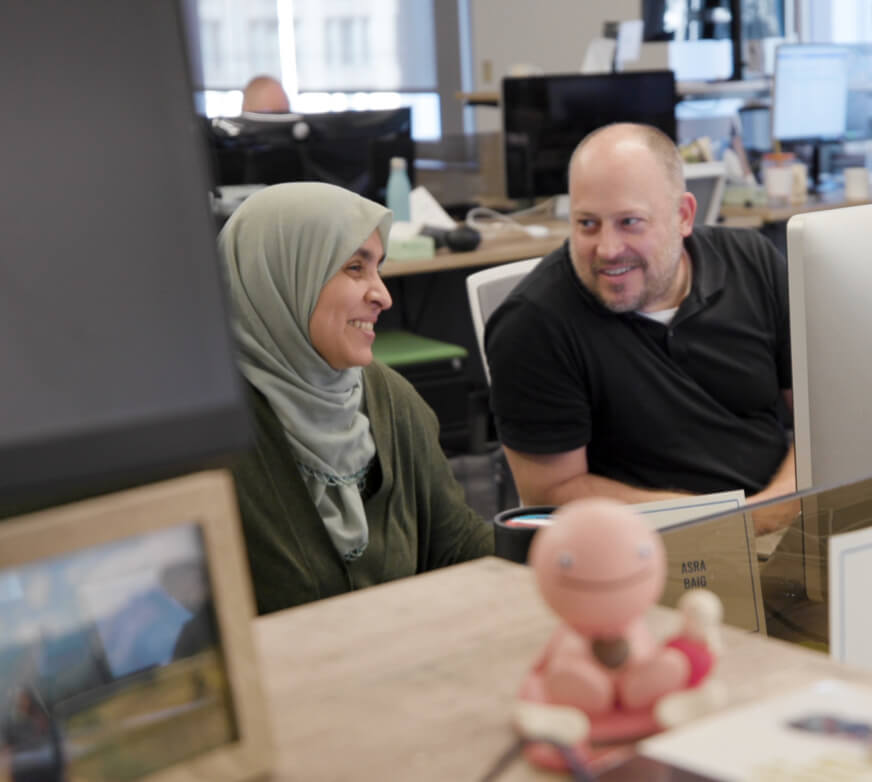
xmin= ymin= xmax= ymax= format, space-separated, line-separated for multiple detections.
xmin=478 ymin=701 xmax=595 ymax=782
xmin=465 ymin=199 xmax=556 ymax=240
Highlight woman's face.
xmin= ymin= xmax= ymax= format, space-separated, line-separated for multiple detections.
xmin=309 ymin=229 xmax=392 ymax=370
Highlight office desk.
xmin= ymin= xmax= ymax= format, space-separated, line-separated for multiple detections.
xmin=382 ymin=220 xmax=568 ymax=278
xmin=720 ymin=189 xmax=872 ymax=224
xmin=254 ymin=557 xmax=872 ymax=781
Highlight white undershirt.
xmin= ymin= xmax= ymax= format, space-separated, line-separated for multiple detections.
xmin=638 ymin=307 xmax=679 ymax=325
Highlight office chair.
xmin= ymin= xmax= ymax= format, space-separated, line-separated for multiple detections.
xmin=371 ymin=330 xmax=470 ymax=453
xmin=466 ymin=257 xmax=543 ymax=385
xmin=465 ymin=257 xmax=543 ymax=511
xmin=684 ymin=161 xmax=728 ymax=226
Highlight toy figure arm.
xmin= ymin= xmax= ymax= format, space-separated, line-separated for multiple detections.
xmin=503 ymin=445 xmax=690 ymax=507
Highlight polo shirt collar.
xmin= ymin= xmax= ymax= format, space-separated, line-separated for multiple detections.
xmin=685 ymin=229 xmax=725 ymax=303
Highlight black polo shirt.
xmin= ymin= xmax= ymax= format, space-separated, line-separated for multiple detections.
xmin=485 ymin=225 xmax=791 ymax=495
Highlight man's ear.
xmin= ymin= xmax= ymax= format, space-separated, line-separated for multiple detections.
xmin=678 ymin=192 xmax=697 ymax=236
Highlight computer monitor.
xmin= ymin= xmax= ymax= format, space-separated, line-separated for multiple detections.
xmin=787 ymin=203 xmax=872 ymax=493
xmin=207 ymin=107 xmax=415 ymax=204
xmin=844 ymin=44 xmax=872 ymax=142
xmin=0 ymin=0 xmax=250 ymax=516
xmin=501 ymin=70 xmax=677 ymax=200
xmin=772 ymin=44 xmax=850 ymax=189
xmin=772 ymin=44 xmax=849 ymax=143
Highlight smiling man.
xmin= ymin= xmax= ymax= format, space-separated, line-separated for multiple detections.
xmin=485 ymin=123 xmax=795 ymax=528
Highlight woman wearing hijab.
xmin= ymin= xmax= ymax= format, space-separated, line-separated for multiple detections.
xmin=220 ymin=182 xmax=494 ymax=614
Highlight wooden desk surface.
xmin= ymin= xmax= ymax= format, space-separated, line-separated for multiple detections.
xmin=253 ymin=557 xmax=872 ymax=781
xmin=382 ymin=220 xmax=568 ymax=278
xmin=720 ymin=189 xmax=872 ymax=224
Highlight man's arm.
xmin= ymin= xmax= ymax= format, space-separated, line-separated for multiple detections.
xmin=746 ymin=390 xmax=797 ymax=534
xmin=503 ymin=444 xmax=689 ymax=508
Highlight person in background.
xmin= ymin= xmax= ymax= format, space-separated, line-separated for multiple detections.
xmin=486 ymin=123 xmax=794 ymax=534
xmin=220 ymin=182 xmax=493 ymax=614
xmin=241 ymin=74 xmax=290 ymax=113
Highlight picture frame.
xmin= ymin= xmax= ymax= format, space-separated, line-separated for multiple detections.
xmin=0 ymin=470 xmax=271 ymax=782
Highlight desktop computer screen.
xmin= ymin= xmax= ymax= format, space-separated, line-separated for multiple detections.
xmin=207 ymin=108 xmax=414 ymax=204
xmin=844 ymin=44 xmax=872 ymax=142
xmin=0 ymin=0 xmax=251 ymax=515
xmin=502 ymin=70 xmax=677 ymax=200
xmin=772 ymin=44 xmax=849 ymax=143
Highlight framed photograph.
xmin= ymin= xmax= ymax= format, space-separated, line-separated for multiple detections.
xmin=0 ymin=470 xmax=271 ymax=782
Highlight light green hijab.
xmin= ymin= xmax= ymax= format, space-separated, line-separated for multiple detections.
xmin=219 ymin=182 xmax=392 ymax=561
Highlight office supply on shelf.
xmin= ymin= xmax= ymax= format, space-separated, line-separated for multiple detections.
xmin=501 ymin=70 xmax=676 ymax=200
xmin=252 ymin=557 xmax=872 ymax=781
xmin=0 ymin=471 xmax=271 ymax=782
xmin=629 ymin=39 xmax=734 ymax=82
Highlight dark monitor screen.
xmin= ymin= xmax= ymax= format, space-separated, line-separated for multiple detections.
xmin=772 ymin=44 xmax=850 ymax=143
xmin=502 ymin=70 xmax=677 ymax=199
xmin=0 ymin=0 xmax=250 ymax=515
xmin=208 ymin=108 xmax=414 ymax=204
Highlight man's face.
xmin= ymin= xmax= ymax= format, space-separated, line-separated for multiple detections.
xmin=568 ymin=138 xmax=695 ymax=314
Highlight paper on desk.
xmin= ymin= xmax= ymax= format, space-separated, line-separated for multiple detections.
xmin=631 ymin=490 xmax=746 ymax=531
xmin=640 ymin=679 xmax=872 ymax=781
xmin=410 ymin=186 xmax=457 ymax=230
xmin=829 ymin=525 xmax=872 ymax=669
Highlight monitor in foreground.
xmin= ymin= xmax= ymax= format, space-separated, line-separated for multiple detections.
xmin=0 ymin=0 xmax=250 ymax=515
xmin=787 ymin=203 xmax=872 ymax=493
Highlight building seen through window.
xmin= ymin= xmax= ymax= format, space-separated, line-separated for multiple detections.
xmin=194 ymin=0 xmax=440 ymax=139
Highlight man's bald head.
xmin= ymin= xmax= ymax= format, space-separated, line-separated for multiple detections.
xmin=568 ymin=123 xmax=685 ymax=201
xmin=242 ymin=75 xmax=290 ymax=114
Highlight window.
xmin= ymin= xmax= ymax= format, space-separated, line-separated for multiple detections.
xmin=194 ymin=0 xmax=444 ymax=139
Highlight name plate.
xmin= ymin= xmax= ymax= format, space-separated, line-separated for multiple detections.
xmin=632 ymin=492 xmax=765 ymax=634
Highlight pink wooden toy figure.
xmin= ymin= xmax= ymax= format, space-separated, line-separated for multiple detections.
xmin=516 ymin=498 xmax=725 ymax=772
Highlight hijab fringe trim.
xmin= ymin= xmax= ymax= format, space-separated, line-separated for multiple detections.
xmin=297 ymin=461 xmax=371 ymax=488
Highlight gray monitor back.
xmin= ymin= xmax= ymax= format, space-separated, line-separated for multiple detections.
xmin=0 ymin=0 xmax=249 ymax=513
xmin=787 ymin=204 xmax=872 ymax=491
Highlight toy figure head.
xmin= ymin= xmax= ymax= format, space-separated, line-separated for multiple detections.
xmin=528 ymin=499 xmax=666 ymax=637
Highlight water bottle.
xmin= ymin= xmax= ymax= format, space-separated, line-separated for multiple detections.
xmin=386 ymin=157 xmax=411 ymax=222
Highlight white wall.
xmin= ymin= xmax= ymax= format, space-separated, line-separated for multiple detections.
xmin=468 ymin=0 xmax=639 ymax=131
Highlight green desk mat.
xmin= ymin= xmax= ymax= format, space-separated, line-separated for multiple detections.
xmin=373 ymin=329 xmax=467 ymax=367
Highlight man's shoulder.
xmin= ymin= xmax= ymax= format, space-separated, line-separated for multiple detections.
xmin=692 ymin=224 xmax=782 ymax=263
xmin=495 ymin=241 xmax=588 ymax=317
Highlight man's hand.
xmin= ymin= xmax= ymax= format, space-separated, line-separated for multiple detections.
xmin=747 ymin=443 xmax=797 ymax=535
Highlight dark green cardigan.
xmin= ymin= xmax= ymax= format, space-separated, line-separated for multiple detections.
xmin=232 ymin=360 xmax=494 ymax=614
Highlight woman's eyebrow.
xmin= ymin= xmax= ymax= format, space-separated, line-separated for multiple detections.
xmin=353 ymin=247 xmax=386 ymax=265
